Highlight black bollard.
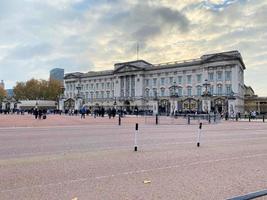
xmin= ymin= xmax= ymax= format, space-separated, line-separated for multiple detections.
xmin=134 ymin=123 xmax=138 ymax=151
xmin=197 ymin=122 xmax=202 ymax=147
xmin=263 ymin=115 xmax=265 ymax=123
xmin=208 ymin=115 xmax=211 ymax=124
xmin=188 ymin=115 xmax=190 ymax=125
xmin=249 ymin=115 xmax=251 ymax=122
xmin=236 ymin=115 xmax=238 ymax=121
xmin=156 ymin=114 xmax=158 ymax=125
xmin=119 ymin=115 xmax=121 ymax=126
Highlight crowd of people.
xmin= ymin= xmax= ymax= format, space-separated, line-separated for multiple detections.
xmin=0 ymin=106 xmax=264 ymax=122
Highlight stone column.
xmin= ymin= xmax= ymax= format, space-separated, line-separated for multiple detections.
xmin=152 ymin=100 xmax=158 ymax=115
xmin=59 ymin=98 xmax=65 ymax=111
xmin=202 ymin=99 xmax=211 ymax=113
xmin=228 ymin=99 xmax=236 ymax=117
xmin=124 ymin=76 xmax=127 ymax=98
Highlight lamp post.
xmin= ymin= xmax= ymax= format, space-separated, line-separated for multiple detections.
xmin=202 ymin=79 xmax=212 ymax=113
xmin=113 ymin=97 xmax=117 ymax=110
xmin=75 ymin=82 xmax=82 ymax=110
xmin=153 ymin=90 xmax=159 ymax=115
xmin=58 ymin=86 xmax=65 ymax=110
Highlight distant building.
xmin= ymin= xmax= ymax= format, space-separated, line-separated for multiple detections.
xmin=0 ymin=80 xmax=4 ymax=89
xmin=244 ymin=85 xmax=267 ymax=114
xmin=50 ymin=68 xmax=64 ymax=84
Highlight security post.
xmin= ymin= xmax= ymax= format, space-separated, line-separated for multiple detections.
xmin=197 ymin=122 xmax=202 ymax=147
xmin=156 ymin=114 xmax=158 ymax=125
xmin=134 ymin=123 xmax=138 ymax=151
xmin=188 ymin=115 xmax=190 ymax=125
xmin=118 ymin=114 xmax=121 ymax=126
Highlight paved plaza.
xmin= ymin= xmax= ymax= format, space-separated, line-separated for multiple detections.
xmin=0 ymin=114 xmax=267 ymax=200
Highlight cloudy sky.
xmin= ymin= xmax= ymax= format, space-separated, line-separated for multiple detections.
xmin=0 ymin=0 xmax=267 ymax=95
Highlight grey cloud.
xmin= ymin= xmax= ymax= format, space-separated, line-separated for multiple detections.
xmin=7 ymin=43 xmax=53 ymax=60
xmin=133 ymin=25 xmax=161 ymax=41
xmin=46 ymin=57 xmax=94 ymax=73
xmin=101 ymin=3 xmax=189 ymax=42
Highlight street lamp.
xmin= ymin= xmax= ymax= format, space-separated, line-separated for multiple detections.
xmin=202 ymin=79 xmax=211 ymax=97
xmin=169 ymin=81 xmax=179 ymax=98
xmin=202 ymin=79 xmax=212 ymax=113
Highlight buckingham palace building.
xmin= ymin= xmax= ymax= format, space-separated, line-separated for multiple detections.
xmin=61 ymin=50 xmax=245 ymax=115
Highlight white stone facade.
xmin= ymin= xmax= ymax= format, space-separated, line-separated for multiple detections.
xmin=63 ymin=50 xmax=245 ymax=115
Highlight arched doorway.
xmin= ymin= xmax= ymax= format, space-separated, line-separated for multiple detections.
xmin=159 ymin=99 xmax=170 ymax=115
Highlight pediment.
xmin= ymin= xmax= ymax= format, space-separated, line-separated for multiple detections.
xmin=203 ymin=54 xmax=236 ymax=62
xmin=114 ymin=64 xmax=144 ymax=74
xmin=64 ymin=73 xmax=83 ymax=79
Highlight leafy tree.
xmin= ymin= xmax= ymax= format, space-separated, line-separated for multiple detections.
xmin=13 ymin=79 xmax=62 ymax=100
xmin=0 ymin=87 xmax=7 ymax=102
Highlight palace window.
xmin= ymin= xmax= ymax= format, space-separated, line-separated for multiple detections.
xmin=145 ymin=89 xmax=150 ymax=97
xmin=101 ymin=91 xmax=104 ymax=99
xmin=217 ymin=84 xmax=223 ymax=95
xmin=153 ymin=89 xmax=157 ymax=97
xmin=96 ymin=83 xmax=99 ymax=90
xmin=106 ymin=91 xmax=110 ymax=98
xmin=197 ymin=86 xmax=202 ymax=96
xmin=169 ymin=77 xmax=173 ymax=85
xmin=226 ymin=84 xmax=232 ymax=95
xmin=217 ymin=71 xmax=222 ymax=81
xmin=187 ymin=87 xmax=192 ymax=96
xmin=178 ymin=76 xmax=182 ymax=84
xmin=187 ymin=75 xmax=192 ymax=84
xmin=208 ymin=73 xmax=214 ymax=81
xmin=209 ymin=85 xmax=214 ymax=95
xmin=145 ymin=79 xmax=150 ymax=87
xmin=161 ymin=88 xmax=165 ymax=96
xmin=153 ymin=78 xmax=157 ymax=86
xmin=161 ymin=78 xmax=165 ymax=85
xmin=197 ymin=74 xmax=202 ymax=83
xmin=225 ymin=71 xmax=232 ymax=81
xmin=178 ymin=87 xmax=183 ymax=96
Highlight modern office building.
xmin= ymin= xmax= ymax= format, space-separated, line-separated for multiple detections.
xmin=50 ymin=68 xmax=64 ymax=84
xmin=62 ymin=50 xmax=245 ymax=115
